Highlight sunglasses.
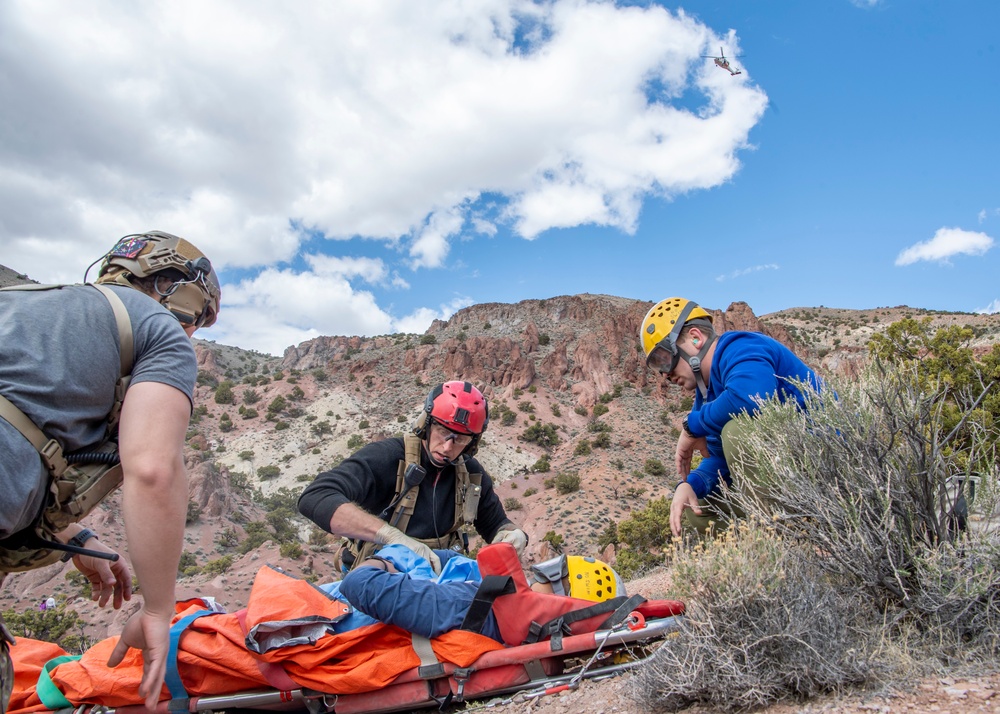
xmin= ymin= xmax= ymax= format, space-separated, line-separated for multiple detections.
xmin=431 ymin=421 xmax=474 ymax=447
xmin=647 ymin=345 xmax=680 ymax=376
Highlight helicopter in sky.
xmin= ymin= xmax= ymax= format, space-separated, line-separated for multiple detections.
xmin=702 ymin=46 xmax=742 ymax=76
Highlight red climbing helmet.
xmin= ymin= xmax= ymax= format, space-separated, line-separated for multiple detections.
xmin=414 ymin=381 xmax=489 ymax=455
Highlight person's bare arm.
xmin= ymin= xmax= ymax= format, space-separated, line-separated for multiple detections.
xmin=328 ymin=502 xmax=391 ymax=541
xmin=329 ymin=502 xmax=442 ymax=573
xmin=105 ymin=381 xmax=190 ymax=708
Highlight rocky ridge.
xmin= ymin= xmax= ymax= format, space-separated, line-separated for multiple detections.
xmin=2 ymin=269 xmax=1000 ymax=711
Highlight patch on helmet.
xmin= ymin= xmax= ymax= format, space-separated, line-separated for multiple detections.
xmin=109 ymin=235 xmax=148 ymax=259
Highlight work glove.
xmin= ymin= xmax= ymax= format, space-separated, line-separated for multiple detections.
xmin=375 ymin=524 xmax=442 ymax=573
xmin=492 ymin=528 xmax=528 ymax=555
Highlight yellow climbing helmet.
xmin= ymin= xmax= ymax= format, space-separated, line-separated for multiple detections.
xmin=528 ymin=554 xmax=624 ymax=602
xmin=565 ymin=556 xmax=623 ymax=602
xmin=640 ymin=297 xmax=712 ymax=364
xmin=95 ymin=231 xmax=221 ymax=328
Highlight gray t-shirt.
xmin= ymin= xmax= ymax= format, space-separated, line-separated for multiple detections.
xmin=0 ymin=284 xmax=197 ymax=536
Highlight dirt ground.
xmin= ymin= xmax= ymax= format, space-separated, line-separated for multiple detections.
xmin=467 ymin=671 xmax=1000 ymax=714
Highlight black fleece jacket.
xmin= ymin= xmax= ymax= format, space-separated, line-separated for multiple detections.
xmin=297 ymin=437 xmax=513 ymax=544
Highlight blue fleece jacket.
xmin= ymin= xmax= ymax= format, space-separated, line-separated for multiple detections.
xmin=683 ymin=331 xmax=819 ymax=499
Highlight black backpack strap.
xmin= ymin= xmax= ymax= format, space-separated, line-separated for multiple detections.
xmin=459 ymin=575 xmax=516 ymax=634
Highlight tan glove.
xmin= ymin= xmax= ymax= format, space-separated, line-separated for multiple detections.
xmin=492 ymin=528 xmax=528 ymax=555
xmin=375 ymin=524 xmax=442 ymax=573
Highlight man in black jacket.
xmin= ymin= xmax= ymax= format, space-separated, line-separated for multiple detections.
xmin=298 ymin=381 xmax=527 ymax=573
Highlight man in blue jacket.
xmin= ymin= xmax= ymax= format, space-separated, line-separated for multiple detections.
xmin=640 ymin=297 xmax=820 ymax=536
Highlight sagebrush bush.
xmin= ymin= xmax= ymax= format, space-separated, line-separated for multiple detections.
xmin=632 ymin=351 xmax=1000 ymax=711
xmin=629 ymin=520 xmax=878 ymax=712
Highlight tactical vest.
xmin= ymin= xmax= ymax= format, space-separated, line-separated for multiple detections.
xmin=343 ymin=433 xmax=483 ymax=568
xmin=0 ymin=284 xmax=133 ymax=572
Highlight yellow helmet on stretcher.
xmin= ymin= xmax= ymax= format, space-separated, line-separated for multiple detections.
xmin=528 ymin=554 xmax=623 ymax=603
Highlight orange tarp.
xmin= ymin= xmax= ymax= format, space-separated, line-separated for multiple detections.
xmin=9 ymin=565 xmax=502 ymax=712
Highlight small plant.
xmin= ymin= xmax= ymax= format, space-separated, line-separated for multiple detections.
xmin=257 ymin=464 xmax=281 ymax=479
xmin=643 ymin=458 xmax=666 ymax=476
xmin=503 ymin=497 xmax=523 ymax=511
xmin=541 ymin=530 xmax=564 ymax=552
xmin=554 ymin=471 xmax=581 ymax=494
xmin=347 ymin=434 xmax=366 ymax=451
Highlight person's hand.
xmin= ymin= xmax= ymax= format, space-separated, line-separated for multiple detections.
xmin=492 ymin=528 xmax=528 ymax=555
xmin=375 ymin=524 xmax=442 ymax=573
xmin=675 ymin=431 xmax=709 ymax=477
xmin=669 ymin=482 xmax=701 ymax=537
xmin=72 ymin=541 xmax=133 ymax=610
xmin=106 ymin=607 xmax=172 ymax=709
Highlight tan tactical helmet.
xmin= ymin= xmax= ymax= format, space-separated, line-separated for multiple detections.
xmin=95 ymin=232 xmax=221 ymax=327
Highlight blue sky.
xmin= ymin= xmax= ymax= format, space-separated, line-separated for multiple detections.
xmin=2 ymin=0 xmax=998 ymax=355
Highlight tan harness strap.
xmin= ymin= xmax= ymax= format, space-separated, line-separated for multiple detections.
xmin=90 ymin=285 xmax=134 ymax=435
xmin=0 ymin=396 xmax=69 ymax=478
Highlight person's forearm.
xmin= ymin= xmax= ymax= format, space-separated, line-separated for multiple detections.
xmin=122 ymin=456 xmax=186 ymax=616
xmin=329 ymin=502 xmax=388 ymax=541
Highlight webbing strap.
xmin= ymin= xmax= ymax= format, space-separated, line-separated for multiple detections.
xmin=92 ymin=284 xmax=134 ymax=377
xmin=524 ymin=594 xmax=647 ymax=648
xmin=166 ymin=611 xmax=221 ymax=704
xmin=35 ymin=655 xmax=81 ymax=710
xmin=411 ymin=633 xmax=445 ymax=679
xmin=0 ymin=395 xmax=50 ymax=454
xmin=459 ymin=575 xmax=515 ymax=634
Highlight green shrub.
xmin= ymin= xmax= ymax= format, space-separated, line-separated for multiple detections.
xmin=554 ymin=471 xmax=581 ymax=494
xmin=347 ymin=434 xmax=366 ymax=451
xmin=592 ymin=403 xmax=609 ymax=417
xmin=214 ymin=381 xmax=235 ymax=405
xmin=574 ymin=440 xmax=591 ymax=456
xmin=521 ymin=423 xmax=560 ymax=448
xmin=541 ymin=530 xmax=564 ymax=551
xmin=503 ymin=497 xmax=523 ymax=511
xmin=644 ymin=458 xmax=666 ymax=476
xmin=257 ymin=464 xmax=281 ymax=479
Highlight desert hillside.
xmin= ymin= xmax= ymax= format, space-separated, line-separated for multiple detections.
xmin=2 ymin=264 xmax=1000 ymax=649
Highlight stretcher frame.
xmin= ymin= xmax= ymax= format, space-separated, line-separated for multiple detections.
xmin=78 ymin=614 xmax=682 ymax=714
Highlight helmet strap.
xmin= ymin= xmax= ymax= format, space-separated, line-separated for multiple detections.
xmin=683 ymin=331 xmax=716 ymax=399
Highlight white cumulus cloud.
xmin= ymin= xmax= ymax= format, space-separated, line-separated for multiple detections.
xmin=895 ymin=227 xmax=994 ymax=266
xmin=1 ymin=0 xmax=768 ymax=351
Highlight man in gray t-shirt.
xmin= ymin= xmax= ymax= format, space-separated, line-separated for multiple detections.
xmin=0 ymin=232 xmax=221 ymax=712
